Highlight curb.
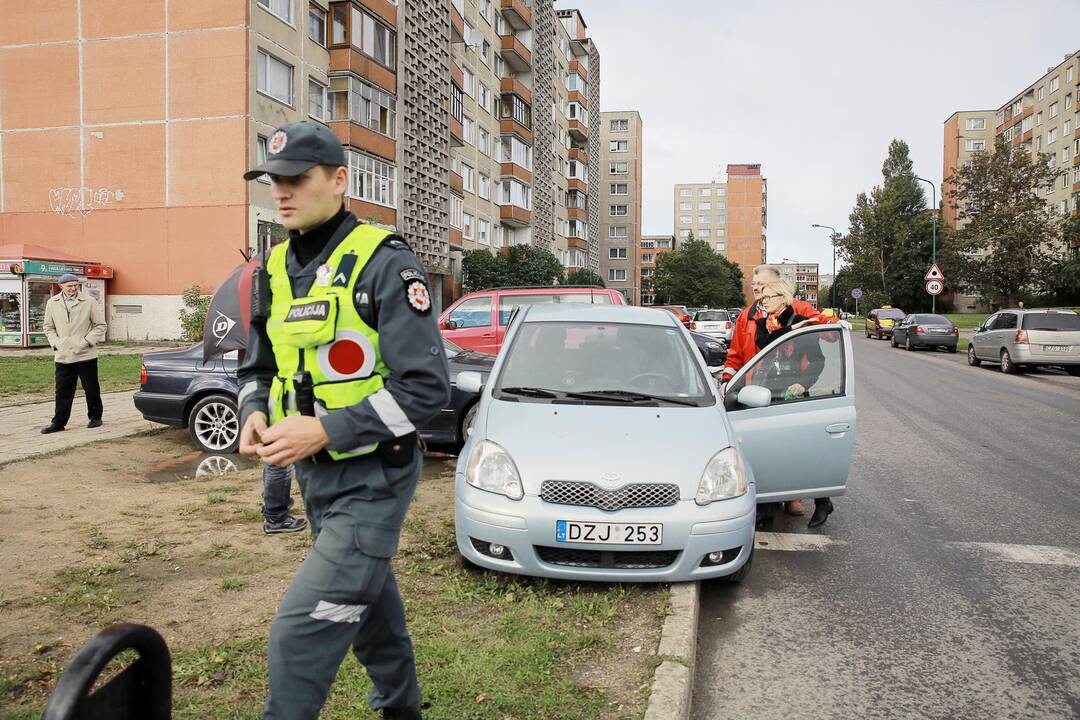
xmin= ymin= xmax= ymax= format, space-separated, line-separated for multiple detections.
xmin=644 ymin=581 xmax=700 ymax=720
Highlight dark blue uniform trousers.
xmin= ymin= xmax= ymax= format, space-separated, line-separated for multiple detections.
xmin=263 ymin=452 xmax=422 ymax=719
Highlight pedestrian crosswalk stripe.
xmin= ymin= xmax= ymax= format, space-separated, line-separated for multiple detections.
xmin=755 ymin=532 xmax=839 ymax=552
xmin=947 ymin=542 xmax=1080 ymax=568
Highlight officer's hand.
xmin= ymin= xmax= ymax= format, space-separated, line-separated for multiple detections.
xmin=239 ymin=412 xmax=268 ymax=457
xmin=257 ymin=415 xmax=331 ymax=466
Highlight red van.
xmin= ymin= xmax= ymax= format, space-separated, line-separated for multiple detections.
xmin=439 ymin=286 xmax=627 ymax=354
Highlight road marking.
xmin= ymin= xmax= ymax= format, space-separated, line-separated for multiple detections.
xmin=755 ymin=532 xmax=840 ymax=551
xmin=947 ymin=542 xmax=1080 ymax=568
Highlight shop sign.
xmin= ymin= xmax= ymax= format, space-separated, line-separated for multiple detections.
xmin=0 ymin=262 xmax=23 ymax=274
xmin=22 ymin=261 xmax=86 ymax=276
xmin=0 ymin=333 xmax=21 ymax=346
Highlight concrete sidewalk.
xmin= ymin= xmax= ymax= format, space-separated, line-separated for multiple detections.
xmin=0 ymin=390 xmax=158 ymax=466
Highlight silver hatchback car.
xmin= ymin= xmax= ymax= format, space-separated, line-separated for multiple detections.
xmin=968 ymin=308 xmax=1080 ymax=375
xmin=453 ymin=304 xmax=856 ymax=582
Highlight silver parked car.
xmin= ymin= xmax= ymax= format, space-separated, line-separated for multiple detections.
xmin=691 ymin=309 xmax=735 ymax=343
xmin=453 ymin=304 xmax=856 ymax=583
xmin=891 ymin=313 xmax=959 ymax=352
xmin=968 ymin=308 xmax=1080 ymax=375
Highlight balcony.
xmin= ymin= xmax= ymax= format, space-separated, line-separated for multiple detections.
xmin=567 ymin=178 xmax=587 ymax=194
xmin=328 ymin=122 xmax=396 ymax=163
xmin=568 ymin=119 xmax=587 ymax=142
xmin=500 ymin=76 xmax=532 ymax=104
xmin=500 ymin=35 xmax=532 ymax=73
xmin=569 ymin=59 xmax=587 ymax=81
xmin=568 ymin=207 xmax=587 ymax=222
xmin=568 ymin=90 xmax=587 ymax=109
xmin=500 ymin=204 xmax=532 ymax=226
xmin=449 ymin=227 xmax=464 ymax=250
xmin=500 ymin=0 xmax=531 ymax=30
xmin=499 ymin=118 xmax=532 ymax=144
xmin=569 ymin=147 xmax=587 ymax=163
xmin=451 ymin=0 xmax=465 ymax=42
xmin=449 ymin=169 xmax=463 ymax=194
xmin=500 ymin=162 xmax=532 ymax=185
xmin=449 ymin=116 xmax=464 ymax=147
xmin=329 ymin=47 xmax=395 ymax=95
xmin=567 ymin=236 xmax=588 ymax=250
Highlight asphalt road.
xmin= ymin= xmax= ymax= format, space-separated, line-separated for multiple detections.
xmin=693 ymin=334 xmax=1080 ymax=720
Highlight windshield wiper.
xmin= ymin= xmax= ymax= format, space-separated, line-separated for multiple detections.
xmin=566 ymin=389 xmax=699 ymax=407
xmin=499 ymin=386 xmax=560 ymax=398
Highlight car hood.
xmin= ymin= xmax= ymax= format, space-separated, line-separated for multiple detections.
xmin=482 ymin=399 xmax=731 ymax=499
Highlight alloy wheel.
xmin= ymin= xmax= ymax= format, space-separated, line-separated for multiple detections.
xmin=193 ymin=402 xmax=239 ymax=451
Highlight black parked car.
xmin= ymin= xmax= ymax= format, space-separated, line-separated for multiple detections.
xmin=133 ymin=339 xmax=494 ymax=454
xmin=690 ymin=331 xmax=728 ymax=369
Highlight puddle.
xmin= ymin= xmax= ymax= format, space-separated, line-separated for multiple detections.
xmin=145 ymin=451 xmax=261 ymax=483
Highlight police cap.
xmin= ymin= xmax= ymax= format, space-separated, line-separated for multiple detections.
xmin=243 ymin=121 xmax=347 ymax=180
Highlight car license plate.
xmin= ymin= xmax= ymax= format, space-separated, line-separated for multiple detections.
xmin=1043 ymin=345 xmax=1069 ymax=352
xmin=930 ymin=328 xmax=946 ymax=334
xmin=555 ymin=520 xmax=662 ymax=545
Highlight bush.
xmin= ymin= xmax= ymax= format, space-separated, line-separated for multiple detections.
xmin=566 ymin=269 xmax=605 ymax=287
xmin=178 ymin=284 xmax=211 ymax=342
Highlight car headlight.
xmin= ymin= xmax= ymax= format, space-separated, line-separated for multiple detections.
xmin=464 ymin=440 xmax=524 ymax=500
xmin=695 ymin=447 xmax=748 ymax=505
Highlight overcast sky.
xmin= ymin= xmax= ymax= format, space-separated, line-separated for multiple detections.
xmin=555 ymin=0 xmax=1080 ymax=275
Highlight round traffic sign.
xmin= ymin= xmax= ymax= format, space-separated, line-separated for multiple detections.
xmin=851 ymin=288 xmax=862 ymax=299
xmin=925 ymin=279 xmax=943 ymax=296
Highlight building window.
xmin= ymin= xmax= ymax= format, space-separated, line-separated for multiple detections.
xmin=680 ymin=215 xmax=691 ymax=224
xmin=679 ymin=188 xmax=691 ymax=197
xmin=463 ymin=212 xmax=474 ymax=239
xmin=715 ymin=215 xmax=726 ymax=224
xmin=698 ymin=228 xmax=710 ymax=238
xmin=608 ymin=269 xmax=627 ymax=281
xmin=461 ymin=163 xmax=475 ymax=192
xmin=1069 ymin=66 xmax=1075 ymax=83
xmin=450 ymin=83 xmax=463 ymax=122
xmin=480 ymin=0 xmax=492 ymax=23
xmin=479 ymin=128 xmax=490 ymax=156
xmin=1038 ymin=87 xmax=1045 ymax=101
xmin=308 ymin=77 xmax=327 ymax=121
xmin=258 ymin=0 xmax=293 ymax=24
xmin=479 ymin=173 xmax=490 ymax=200
xmin=1037 ymin=111 xmax=1043 ymax=126
xmin=500 ymin=178 xmax=531 ymax=209
xmin=678 ymin=229 xmax=690 ymax=238
xmin=679 ymin=202 xmax=691 ymax=210
xmin=609 ymin=162 xmax=628 ymax=174
xmin=1049 ymin=127 xmax=1058 ymax=144
xmin=566 ymin=73 xmax=587 ymax=94
xmin=1022 ymin=115 xmax=1033 ymax=132
xmin=716 ymin=242 xmax=726 ymax=252
xmin=965 ymin=138 xmax=986 ymax=151
xmin=609 ymin=140 xmax=628 ymax=152
xmin=329 ymin=76 xmax=396 ymax=136
xmin=1065 ymin=119 xmax=1072 ymax=135
xmin=1050 ymin=102 xmax=1060 ymax=119
xmin=1050 ymin=76 xmax=1060 ymax=93
xmin=610 ymin=118 xmax=629 ymax=132
xmin=463 ymin=115 xmax=474 ymax=144
xmin=609 ymin=226 xmax=627 ymax=238
xmin=698 ymin=215 xmax=709 ymax=223
xmin=478 ymin=218 xmax=490 ymax=245
xmin=499 ymin=135 xmax=532 ymax=169
xmin=965 ymin=117 xmax=986 ymax=130
xmin=332 ymin=4 xmax=396 ymax=67
xmin=463 ymin=68 xmax=475 ymax=97
xmin=1066 ymin=93 xmax=1074 ymax=110
xmin=610 ymin=204 xmax=628 ymax=216
xmin=641 ymin=253 xmax=653 ymax=263
xmin=567 ymin=102 xmax=587 ymax=125
xmin=996 ymin=109 xmax=1005 ymax=126
xmin=308 ymin=5 xmax=326 ymax=45
xmin=347 ymin=150 xmax=395 ymax=206
xmin=700 ymin=188 xmax=711 ymax=196
xmin=699 ymin=202 xmax=711 ymax=211
xmin=478 ymin=82 xmax=490 ymax=113
xmin=255 ymin=135 xmax=271 ymax=183
xmin=610 ymin=183 xmax=628 ymax=195
xmin=257 ymin=50 xmax=293 ymax=105
xmin=500 ymin=95 xmax=531 ymax=128
xmin=449 ymin=193 xmax=464 ymax=229
xmin=609 ymin=247 xmax=627 ymax=259
xmin=481 ymin=38 xmax=491 ymax=65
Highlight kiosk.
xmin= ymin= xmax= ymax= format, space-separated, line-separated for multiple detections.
xmin=0 ymin=244 xmax=114 ymax=348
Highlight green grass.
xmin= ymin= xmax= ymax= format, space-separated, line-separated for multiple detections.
xmin=944 ymin=313 xmax=989 ymax=328
xmin=0 ymin=354 xmax=142 ymax=398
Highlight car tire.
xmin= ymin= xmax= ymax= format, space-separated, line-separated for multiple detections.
xmin=1000 ymin=349 xmax=1019 ymax=374
xmin=458 ymin=552 xmax=481 ymax=572
xmin=458 ymin=402 xmax=479 ymax=448
xmin=905 ymin=335 xmax=914 ymax=351
xmin=890 ymin=335 xmax=898 ymax=348
xmin=1066 ymin=366 xmax=1080 ymax=377
xmin=723 ymin=539 xmax=754 ymax=584
xmin=877 ymin=330 xmax=883 ymax=341
xmin=967 ymin=344 xmax=981 ymax=367
xmin=947 ymin=345 xmax=958 ymax=354
xmin=188 ymin=393 xmax=240 ymax=454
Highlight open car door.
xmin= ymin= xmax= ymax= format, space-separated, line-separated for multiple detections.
xmin=725 ymin=325 xmax=855 ymax=502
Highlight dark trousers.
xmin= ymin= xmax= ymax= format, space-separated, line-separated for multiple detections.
xmin=52 ymin=359 xmax=102 ymax=428
xmin=262 ymin=463 xmax=295 ymax=523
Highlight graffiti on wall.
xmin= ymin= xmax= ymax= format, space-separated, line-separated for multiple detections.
xmin=49 ymin=187 xmax=125 ymax=218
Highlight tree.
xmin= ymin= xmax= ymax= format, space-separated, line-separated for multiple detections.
xmin=835 ymin=139 xmax=944 ymax=312
xmin=461 ymin=249 xmax=503 ymax=293
xmin=566 ymin=268 xmax=605 ymax=287
xmin=178 ymin=284 xmax=210 ymax=342
xmin=653 ymin=236 xmax=744 ymax=307
xmin=502 ymin=245 xmax=565 ymax=287
xmin=946 ymin=135 xmax=1064 ymax=306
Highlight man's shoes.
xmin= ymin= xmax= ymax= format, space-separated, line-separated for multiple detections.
xmin=41 ymin=424 xmax=65 ymax=434
xmin=87 ymin=419 xmax=103 ymax=428
xmin=263 ymin=514 xmax=308 ymax=534
xmin=382 ymin=702 xmax=426 ymax=719
xmin=808 ymin=498 xmax=834 ymax=528
xmin=784 ymin=499 xmax=806 ymax=516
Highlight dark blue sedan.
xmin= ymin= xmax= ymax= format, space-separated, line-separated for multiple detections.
xmin=133 ymin=339 xmax=494 ymax=454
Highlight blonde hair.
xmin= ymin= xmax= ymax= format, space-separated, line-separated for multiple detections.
xmin=761 ymin=278 xmax=795 ymax=305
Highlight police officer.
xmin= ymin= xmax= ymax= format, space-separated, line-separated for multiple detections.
xmin=237 ymin=121 xmax=450 ymax=720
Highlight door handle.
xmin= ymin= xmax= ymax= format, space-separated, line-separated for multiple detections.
xmin=482 ymin=333 xmax=495 ymax=338
xmin=825 ymin=423 xmax=851 ymax=434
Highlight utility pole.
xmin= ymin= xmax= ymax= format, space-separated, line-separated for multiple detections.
xmin=914 ymin=177 xmax=938 ymax=313
xmin=811 ymin=224 xmax=838 ymax=310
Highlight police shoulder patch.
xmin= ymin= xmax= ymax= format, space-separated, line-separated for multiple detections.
xmin=404 ymin=277 xmax=431 ymax=314
xmin=399 ymin=268 xmax=425 ymax=284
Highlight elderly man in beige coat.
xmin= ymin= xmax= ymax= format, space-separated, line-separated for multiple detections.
xmin=41 ymin=274 xmax=108 ymax=433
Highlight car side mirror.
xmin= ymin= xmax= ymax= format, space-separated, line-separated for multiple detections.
xmin=736 ymin=385 xmax=772 ymax=409
xmin=442 ymin=318 xmax=459 ymax=330
xmin=456 ymin=371 xmax=484 ymax=394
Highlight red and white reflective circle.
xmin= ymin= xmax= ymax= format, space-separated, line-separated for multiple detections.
xmin=407 ymin=280 xmax=431 ymax=312
xmin=317 ymin=329 xmax=376 ymax=381
xmin=268 ymin=130 xmax=288 ymax=155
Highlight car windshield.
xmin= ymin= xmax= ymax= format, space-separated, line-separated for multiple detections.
xmin=495 ymin=321 xmax=713 ymax=406
xmin=918 ymin=314 xmax=950 ymax=324
xmin=878 ymin=309 xmax=905 ymax=319
xmin=443 ymin=338 xmax=465 ymax=355
xmin=695 ymin=311 xmax=729 ymax=322
xmin=1021 ymin=313 xmax=1080 ymax=331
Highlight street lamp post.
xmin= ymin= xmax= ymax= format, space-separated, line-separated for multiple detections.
xmin=811 ymin=224 xmax=838 ymax=310
xmin=914 ymin=176 xmax=937 ymax=313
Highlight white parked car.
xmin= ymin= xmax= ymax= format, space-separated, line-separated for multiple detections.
xmin=453 ymin=304 xmax=856 ymax=582
xmin=690 ymin=309 xmax=735 ymax=343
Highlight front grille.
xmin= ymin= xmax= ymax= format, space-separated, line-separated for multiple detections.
xmin=540 ymin=480 xmax=680 ymax=512
xmin=534 ymin=545 xmax=680 ymax=570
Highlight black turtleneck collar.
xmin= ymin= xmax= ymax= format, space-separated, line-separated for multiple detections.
xmin=290 ymin=205 xmax=349 ymax=269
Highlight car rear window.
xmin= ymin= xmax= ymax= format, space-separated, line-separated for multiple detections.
xmin=878 ymin=309 xmax=905 ymax=319
xmin=695 ymin=311 xmax=730 ymax=322
xmin=498 ymin=293 xmax=611 ymax=325
xmin=919 ymin=314 xmax=950 ymax=324
xmin=1021 ymin=313 xmax=1080 ymax=331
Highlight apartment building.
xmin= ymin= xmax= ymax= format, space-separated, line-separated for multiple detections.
xmin=674 ymin=163 xmax=767 ymax=302
xmin=639 ymin=234 xmax=675 ymax=306
xmin=0 ymin=0 xmax=600 ymax=340
xmin=772 ymin=262 xmax=819 ymax=308
xmin=598 ymin=111 xmax=642 ymax=303
xmin=944 ymin=51 xmax=1079 ymax=238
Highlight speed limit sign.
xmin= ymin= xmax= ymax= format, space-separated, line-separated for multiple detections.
xmin=925 ymin=279 xmax=943 ymax=296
